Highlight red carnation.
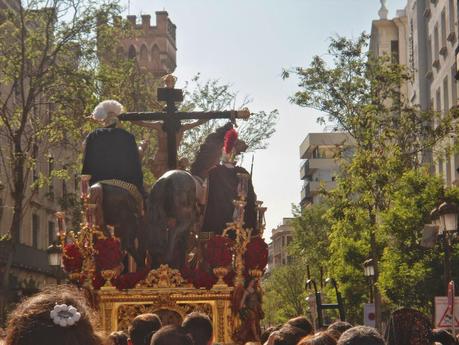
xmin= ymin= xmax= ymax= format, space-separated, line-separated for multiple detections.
xmin=244 ymin=237 xmax=268 ymax=270
xmin=94 ymin=238 xmax=123 ymax=271
xmin=114 ymin=269 xmax=149 ymax=290
xmin=62 ymin=243 xmax=83 ymax=273
xmin=204 ymin=236 xmax=233 ymax=268
xmin=224 ymin=128 xmax=238 ymax=154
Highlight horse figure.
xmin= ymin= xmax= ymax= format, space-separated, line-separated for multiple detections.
xmin=89 ymin=182 xmax=147 ymax=269
xmin=147 ymin=122 xmax=235 ymax=269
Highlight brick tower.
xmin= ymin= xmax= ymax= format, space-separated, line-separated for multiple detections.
xmin=102 ymin=11 xmax=177 ymax=77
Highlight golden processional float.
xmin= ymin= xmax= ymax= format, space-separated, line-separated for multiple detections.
xmin=52 ymin=173 xmax=268 ymax=344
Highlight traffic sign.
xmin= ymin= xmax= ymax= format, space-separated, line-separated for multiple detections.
xmin=363 ymin=303 xmax=376 ymax=328
xmin=435 ymin=296 xmax=459 ymax=328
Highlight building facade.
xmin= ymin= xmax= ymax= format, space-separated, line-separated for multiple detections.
xmin=299 ymin=132 xmax=355 ymax=207
xmin=267 ymin=218 xmax=294 ymax=271
xmin=370 ymin=0 xmax=459 ymax=184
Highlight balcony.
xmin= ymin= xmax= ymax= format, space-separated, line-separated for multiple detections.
xmin=300 ymin=180 xmax=337 ymax=205
xmin=299 ymin=133 xmax=354 ymax=159
xmin=300 ymin=158 xmax=339 ymax=180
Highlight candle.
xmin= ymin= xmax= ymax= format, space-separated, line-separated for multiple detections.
xmin=80 ymin=174 xmax=91 ymax=199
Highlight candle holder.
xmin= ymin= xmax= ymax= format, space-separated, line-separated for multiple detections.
xmin=237 ymin=173 xmax=249 ymax=200
xmin=212 ymin=267 xmax=229 ymax=289
xmin=256 ymin=201 xmax=267 ymax=237
xmin=80 ymin=174 xmax=91 ymax=202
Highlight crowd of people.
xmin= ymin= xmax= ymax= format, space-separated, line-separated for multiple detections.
xmin=0 ymin=285 xmax=457 ymax=345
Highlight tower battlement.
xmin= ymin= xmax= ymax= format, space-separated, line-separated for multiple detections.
xmin=98 ymin=11 xmax=177 ymax=77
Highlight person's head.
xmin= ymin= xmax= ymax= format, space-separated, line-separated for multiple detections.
xmin=128 ymin=314 xmax=162 ymax=345
xmin=298 ymin=332 xmax=337 ymax=345
xmin=338 ymin=326 xmax=385 ymax=345
xmin=272 ymin=324 xmax=310 ymax=345
xmin=108 ymin=331 xmax=128 ymax=345
xmin=92 ymin=100 xmax=124 ymax=127
xmin=286 ymin=316 xmax=314 ymax=336
xmin=182 ymin=312 xmax=213 ymax=345
xmin=150 ymin=325 xmax=193 ymax=345
xmin=5 ymin=285 xmax=102 ymax=345
xmin=432 ymin=329 xmax=457 ymax=345
xmin=327 ymin=321 xmax=353 ymax=339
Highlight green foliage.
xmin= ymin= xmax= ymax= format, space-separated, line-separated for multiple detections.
xmin=283 ymin=33 xmax=457 ymax=323
xmin=179 ymin=74 xmax=279 ymax=160
xmin=262 ymin=263 xmax=308 ymax=327
xmin=290 ymin=204 xmax=330 ymax=280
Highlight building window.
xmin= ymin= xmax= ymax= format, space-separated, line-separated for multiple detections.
xmin=32 ymin=214 xmax=39 ymax=249
xmin=48 ymin=156 xmax=54 ymax=195
xmin=452 ymin=65 xmax=458 ymax=105
xmin=0 ymin=198 xmax=3 ymax=225
xmin=434 ymin=24 xmax=440 ymax=61
xmin=48 ymin=221 xmax=55 ymax=245
xmin=443 ymin=76 xmax=450 ymax=113
xmin=449 ymin=0 xmax=455 ymax=34
xmin=441 ymin=9 xmax=447 ymax=50
xmin=446 ymin=153 xmax=452 ymax=185
xmin=32 ymin=144 xmax=38 ymax=183
xmin=390 ymin=40 xmax=399 ymax=63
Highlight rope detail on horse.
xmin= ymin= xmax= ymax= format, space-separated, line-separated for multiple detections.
xmin=99 ymin=179 xmax=144 ymax=215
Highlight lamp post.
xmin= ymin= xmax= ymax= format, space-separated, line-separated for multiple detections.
xmin=431 ymin=202 xmax=459 ymax=289
xmin=47 ymin=241 xmax=62 ymax=284
xmin=363 ymin=259 xmax=375 ymax=303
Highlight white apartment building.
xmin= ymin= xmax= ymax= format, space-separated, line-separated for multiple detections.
xmin=370 ymin=0 xmax=459 ymax=184
xmin=267 ymin=218 xmax=294 ymax=271
xmin=299 ymin=132 xmax=355 ymax=206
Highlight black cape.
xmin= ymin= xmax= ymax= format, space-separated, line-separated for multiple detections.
xmin=82 ymin=127 xmax=144 ymax=194
xmin=202 ymin=164 xmax=257 ymax=235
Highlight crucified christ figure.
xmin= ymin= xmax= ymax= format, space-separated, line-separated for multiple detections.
xmin=135 ymin=119 xmax=208 ymax=178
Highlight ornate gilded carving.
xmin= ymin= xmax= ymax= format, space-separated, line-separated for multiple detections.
xmin=136 ymin=265 xmax=191 ymax=288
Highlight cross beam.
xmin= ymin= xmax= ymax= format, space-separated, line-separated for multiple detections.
xmin=118 ymin=83 xmax=249 ymax=171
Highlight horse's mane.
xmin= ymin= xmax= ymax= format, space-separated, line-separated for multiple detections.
xmin=190 ymin=122 xmax=233 ymax=180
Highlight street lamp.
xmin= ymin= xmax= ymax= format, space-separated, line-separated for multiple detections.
xmin=438 ymin=202 xmax=459 ymax=234
xmin=429 ymin=202 xmax=459 ymax=289
xmin=363 ymin=259 xmax=375 ymax=303
xmin=47 ymin=241 xmax=62 ymax=267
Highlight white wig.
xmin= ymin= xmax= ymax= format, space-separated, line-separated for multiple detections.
xmin=92 ymin=100 xmax=124 ymax=123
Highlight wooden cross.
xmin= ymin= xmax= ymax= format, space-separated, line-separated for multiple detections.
xmin=118 ymin=75 xmax=250 ymax=170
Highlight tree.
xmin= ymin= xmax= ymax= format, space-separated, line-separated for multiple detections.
xmin=179 ymin=74 xmax=279 ymax=160
xmin=284 ymin=34 xmax=456 ymax=325
xmin=262 ymin=263 xmax=308 ymax=327
xmin=0 ymin=0 xmax=118 ymax=318
xmin=290 ymin=204 xmax=330 ymax=280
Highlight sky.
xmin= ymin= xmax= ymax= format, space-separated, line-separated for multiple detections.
xmin=121 ymin=0 xmax=407 ymax=240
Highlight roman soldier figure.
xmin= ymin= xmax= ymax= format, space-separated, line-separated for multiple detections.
xmin=201 ymin=127 xmax=257 ymax=235
xmin=82 ymin=100 xmax=145 ymax=230
xmin=82 ymin=100 xmax=144 ymax=194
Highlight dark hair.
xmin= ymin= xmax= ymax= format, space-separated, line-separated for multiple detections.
xmin=5 ymin=285 xmax=103 ymax=345
xmin=128 ymin=314 xmax=162 ymax=345
xmin=182 ymin=312 xmax=213 ymax=345
xmin=432 ymin=329 xmax=457 ymax=345
xmin=338 ymin=326 xmax=385 ymax=345
xmin=108 ymin=331 xmax=128 ymax=345
xmin=298 ymin=332 xmax=337 ymax=345
xmin=150 ymin=325 xmax=193 ymax=345
xmin=272 ymin=324 xmax=310 ymax=345
xmin=327 ymin=321 xmax=353 ymax=337
xmin=286 ymin=316 xmax=314 ymax=336
xmin=261 ymin=326 xmax=282 ymax=344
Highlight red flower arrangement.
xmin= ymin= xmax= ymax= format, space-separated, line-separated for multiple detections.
xmin=94 ymin=238 xmax=123 ymax=271
xmin=114 ymin=269 xmax=149 ymax=290
xmin=62 ymin=243 xmax=83 ymax=273
xmin=244 ymin=236 xmax=268 ymax=270
xmin=204 ymin=236 xmax=233 ymax=268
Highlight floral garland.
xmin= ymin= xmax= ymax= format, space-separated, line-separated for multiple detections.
xmin=62 ymin=243 xmax=83 ymax=273
xmin=94 ymin=237 xmax=123 ymax=271
xmin=244 ymin=236 xmax=268 ymax=270
xmin=204 ymin=235 xmax=233 ymax=268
